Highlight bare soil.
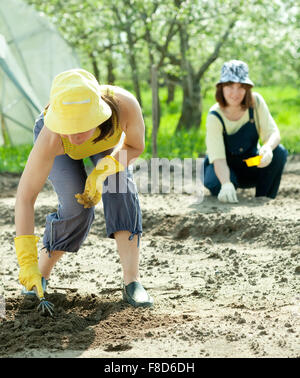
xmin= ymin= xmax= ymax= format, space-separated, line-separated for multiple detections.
xmin=0 ymin=156 xmax=299 ymax=358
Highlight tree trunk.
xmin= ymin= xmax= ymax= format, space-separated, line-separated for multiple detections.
xmin=176 ymin=22 xmax=202 ymax=130
xmin=151 ymin=65 xmax=159 ymax=157
xmin=126 ymin=26 xmax=142 ymax=107
xmin=176 ymin=19 xmax=236 ymax=131
xmin=176 ymin=78 xmax=202 ymax=130
xmin=89 ymin=53 xmax=100 ymax=82
xmin=167 ymin=80 xmax=175 ymax=104
xmin=106 ymin=55 xmax=115 ymax=84
xmin=110 ymin=4 xmax=142 ymax=105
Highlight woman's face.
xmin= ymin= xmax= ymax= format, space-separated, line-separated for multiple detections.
xmin=61 ymin=128 xmax=96 ymax=145
xmin=223 ymin=83 xmax=246 ymax=107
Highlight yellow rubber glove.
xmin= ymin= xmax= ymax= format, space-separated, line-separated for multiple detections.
xmin=75 ymin=155 xmax=125 ymax=208
xmin=15 ymin=235 xmax=44 ymax=298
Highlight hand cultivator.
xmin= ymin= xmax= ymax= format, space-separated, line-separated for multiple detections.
xmin=33 ymin=286 xmax=54 ymax=316
xmin=15 ymin=236 xmax=54 ymax=317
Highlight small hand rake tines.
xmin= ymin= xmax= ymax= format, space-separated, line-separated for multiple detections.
xmin=37 ymin=297 xmax=54 ymax=316
xmin=33 ymin=286 xmax=54 ymax=317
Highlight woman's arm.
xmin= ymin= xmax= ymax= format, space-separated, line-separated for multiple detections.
xmin=213 ymin=158 xmax=231 ymax=184
xmin=15 ymin=126 xmax=61 ymax=235
xmin=262 ymin=130 xmax=281 ymax=151
xmin=257 ymin=130 xmax=281 ymax=168
xmin=254 ymin=92 xmax=281 ymax=150
xmin=111 ymin=91 xmax=145 ymax=167
xmin=253 ymin=93 xmax=281 ymax=168
xmin=213 ymin=158 xmax=238 ymax=203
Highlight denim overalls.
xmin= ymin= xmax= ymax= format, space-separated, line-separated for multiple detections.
xmin=203 ymin=107 xmax=288 ymax=198
xmin=33 ymin=112 xmax=142 ymax=253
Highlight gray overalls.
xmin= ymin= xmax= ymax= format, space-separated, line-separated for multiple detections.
xmin=34 ymin=112 xmax=142 ymax=253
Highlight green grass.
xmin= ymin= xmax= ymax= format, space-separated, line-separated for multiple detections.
xmin=253 ymin=86 xmax=300 ymax=154
xmin=141 ymin=85 xmax=300 ymax=158
xmin=141 ymin=87 xmax=206 ymax=159
xmin=0 ymin=145 xmax=33 ymax=173
xmin=0 ymin=85 xmax=299 ymax=173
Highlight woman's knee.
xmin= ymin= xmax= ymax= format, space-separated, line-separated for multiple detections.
xmin=203 ymin=163 xmax=221 ymax=195
xmin=204 ymin=175 xmax=221 ymax=195
xmin=43 ymin=207 xmax=95 ymax=252
xmin=272 ymin=144 xmax=288 ymax=167
xmin=102 ymin=171 xmax=142 ymax=240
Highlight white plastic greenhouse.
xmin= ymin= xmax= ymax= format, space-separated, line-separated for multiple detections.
xmin=0 ymin=0 xmax=79 ymax=145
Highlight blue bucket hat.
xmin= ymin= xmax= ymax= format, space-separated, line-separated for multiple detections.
xmin=217 ymin=60 xmax=254 ymax=87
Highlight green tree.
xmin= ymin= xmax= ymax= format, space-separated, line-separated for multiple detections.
xmin=24 ymin=0 xmax=299 ymax=132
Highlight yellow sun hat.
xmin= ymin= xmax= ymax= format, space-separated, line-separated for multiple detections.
xmin=44 ymin=68 xmax=112 ymax=135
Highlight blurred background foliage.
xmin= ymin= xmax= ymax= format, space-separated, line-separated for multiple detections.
xmin=1 ymin=0 xmax=299 ymax=171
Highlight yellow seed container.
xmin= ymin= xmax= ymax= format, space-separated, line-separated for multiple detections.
xmin=243 ymin=155 xmax=262 ymax=167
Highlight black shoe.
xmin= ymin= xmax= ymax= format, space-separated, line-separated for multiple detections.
xmin=123 ymin=281 xmax=154 ymax=308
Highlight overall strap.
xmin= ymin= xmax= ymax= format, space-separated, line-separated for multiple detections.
xmin=248 ymin=107 xmax=254 ymax=122
xmin=209 ymin=111 xmax=226 ymax=134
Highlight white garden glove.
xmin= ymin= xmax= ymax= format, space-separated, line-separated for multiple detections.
xmin=218 ymin=182 xmax=238 ymax=203
xmin=258 ymin=144 xmax=273 ymax=168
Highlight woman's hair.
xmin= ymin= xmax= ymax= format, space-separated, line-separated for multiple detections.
xmin=93 ymin=89 xmax=120 ymax=143
xmin=215 ymin=82 xmax=254 ymax=109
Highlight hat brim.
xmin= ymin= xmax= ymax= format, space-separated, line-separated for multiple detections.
xmin=217 ymin=78 xmax=254 ymax=87
xmin=44 ymin=98 xmax=112 ymax=135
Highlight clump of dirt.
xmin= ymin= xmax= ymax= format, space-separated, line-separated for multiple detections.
xmin=141 ymin=211 xmax=299 ymax=249
xmin=0 ymin=292 xmax=186 ymax=356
